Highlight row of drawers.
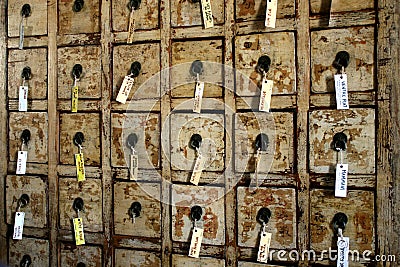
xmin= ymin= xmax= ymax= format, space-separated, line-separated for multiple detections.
xmin=6 ymin=176 xmax=374 ymax=252
xmin=8 ymin=0 xmax=375 ymax=37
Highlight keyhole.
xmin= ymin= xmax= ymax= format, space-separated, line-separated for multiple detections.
xmin=256 ymin=55 xmax=271 ymax=74
xmin=21 ymin=4 xmax=31 ymax=18
xmin=126 ymin=133 xmax=138 ymax=148
xmin=190 ymin=60 xmax=203 ymax=77
xmin=256 ymin=207 xmax=272 ymax=225
xmin=190 ymin=205 xmax=203 ymax=221
xmin=73 ymin=197 xmax=84 ymax=212
xmin=129 ymin=61 xmax=141 ymax=78
xmin=332 ymin=212 xmax=348 ymax=233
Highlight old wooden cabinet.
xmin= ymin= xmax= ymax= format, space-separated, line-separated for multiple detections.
xmin=0 ymin=0 xmax=399 ymax=266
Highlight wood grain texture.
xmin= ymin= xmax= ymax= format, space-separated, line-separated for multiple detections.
xmin=60 ymin=243 xmax=102 ymax=267
xmin=8 ymin=238 xmax=49 ymax=267
xmin=310 ymin=0 xmax=374 ymax=14
xmin=114 ymin=249 xmax=161 ymax=267
xmin=58 ymin=0 xmax=100 ymax=35
xmin=171 ymin=254 xmax=225 ymax=266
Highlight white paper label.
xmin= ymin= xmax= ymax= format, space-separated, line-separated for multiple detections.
xmin=190 ymin=154 xmax=205 ymax=185
xmin=265 ymin=0 xmax=278 ymax=28
xmin=257 ymin=231 xmax=272 ymax=263
xmin=259 ymin=79 xmax=273 ymax=112
xmin=201 ymin=0 xmax=214 ymax=28
xmin=19 ymin=22 xmax=24 ymax=50
xmin=335 ymin=164 xmax=348 ymax=198
xmin=193 ymin=81 xmax=204 ymax=113
xmin=335 ymin=74 xmax=349 ymax=110
xmin=19 ymin=85 xmax=28 ymax=111
xmin=127 ymin=9 xmax=136 ymax=44
xmin=130 ymin=153 xmax=138 ymax=180
xmin=73 ymin=217 xmax=86 ymax=245
xmin=188 ymin=227 xmax=204 ymax=258
xmin=337 ymin=237 xmax=350 ymax=267
xmin=13 ymin=212 xmax=25 ymax=239
xmin=116 ymin=76 xmax=135 ymax=104
xmin=16 ymin=151 xmax=28 ymax=175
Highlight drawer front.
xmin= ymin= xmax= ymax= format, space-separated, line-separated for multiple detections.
xmin=172 ymin=254 xmax=225 ymax=266
xmin=115 ymin=249 xmax=161 ymax=267
xmin=60 ymin=243 xmax=102 ymax=267
xmin=235 ymin=0 xmax=295 ymax=22
xmin=58 ymin=0 xmax=100 ymax=35
xmin=171 ymin=0 xmax=224 ymax=27
xmin=9 ymin=238 xmax=49 ymax=267
xmin=310 ymin=0 xmax=374 ymax=14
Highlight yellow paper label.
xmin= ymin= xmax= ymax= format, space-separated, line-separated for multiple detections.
xmin=73 ymin=217 xmax=85 ymax=245
xmin=72 ymin=85 xmax=79 ymax=112
xmin=201 ymin=0 xmax=214 ymax=28
xmin=75 ymin=153 xmax=85 ymax=182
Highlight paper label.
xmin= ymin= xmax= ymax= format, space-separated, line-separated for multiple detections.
xmin=259 ymin=79 xmax=273 ymax=112
xmin=254 ymin=150 xmax=262 ymax=187
xmin=190 ymin=154 xmax=205 ymax=185
xmin=16 ymin=151 xmax=28 ymax=175
xmin=13 ymin=212 xmax=25 ymax=239
xmin=116 ymin=76 xmax=135 ymax=104
xmin=72 ymin=85 xmax=79 ymax=113
xmin=335 ymin=164 xmax=348 ymax=198
xmin=73 ymin=217 xmax=86 ymax=245
xmin=19 ymin=23 xmax=24 ymax=50
xmin=257 ymin=231 xmax=272 ymax=263
xmin=201 ymin=0 xmax=214 ymax=28
xmin=75 ymin=153 xmax=85 ymax=182
xmin=130 ymin=154 xmax=138 ymax=180
xmin=337 ymin=237 xmax=350 ymax=267
xmin=193 ymin=81 xmax=204 ymax=113
xmin=127 ymin=9 xmax=135 ymax=44
xmin=188 ymin=227 xmax=204 ymax=258
xmin=19 ymin=85 xmax=28 ymax=111
xmin=335 ymin=74 xmax=349 ymax=110
xmin=265 ymin=0 xmax=278 ymax=28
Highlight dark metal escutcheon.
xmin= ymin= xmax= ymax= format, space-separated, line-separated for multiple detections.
xmin=256 ymin=55 xmax=271 ymax=74
xmin=73 ymin=0 xmax=85 ymax=12
xmin=127 ymin=133 xmax=138 ymax=148
xmin=333 ymin=132 xmax=347 ymax=151
xmin=73 ymin=197 xmax=84 ymax=212
xmin=190 ymin=60 xmax=203 ymax=76
xmin=21 ymin=4 xmax=31 ymax=18
xmin=256 ymin=207 xmax=272 ymax=224
xmin=255 ymin=133 xmax=269 ymax=151
xmin=333 ymin=212 xmax=348 ymax=232
xmin=130 ymin=61 xmax=141 ymax=77
xmin=72 ymin=64 xmax=83 ymax=79
xmin=189 ymin=134 xmax=202 ymax=150
xmin=76 ymin=263 xmax=86 ymax=267
xmin=21 ymin=67 xmax=32 ymax=80
xmin=21 ymin=129 xmax=31 ymax=145
xmin=19 ymin=194 xmax=30 ymax=208
xmin=190 ymin=0 xmax=200 ymax=3
xmin=20 ymin=254 xmax=32 ymax=267
xmin=333 ymin=51 xmax=350 ymax=70
xmin=190 ymin=205 xmax=203 ymax=221
xmin=73 ymin=132 xmax=85 ymax=147
xmin=128 ymin=202 xmax=142 ymax=218
xmin=128 ymin=0 xmax=141 ymax=10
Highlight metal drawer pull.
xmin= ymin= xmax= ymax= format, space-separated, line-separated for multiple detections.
xmin=129 ymin=202 xmax=142 ymax=223
xmin=73 ymin=0 xmax=84 ymax=12
xmin=190 ymin=205 xmax=203 ymax=222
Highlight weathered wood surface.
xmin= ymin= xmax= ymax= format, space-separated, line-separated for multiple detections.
xmin=8 ymin=238 xmax=49 ymax=267
xmin=60 ymin=243 xmax=102 ymax=267
xmin=114 ymin=249 xmax=161 ymax=267
xmin=112 ymin=0 xmax=159 ymax=31
xmin=171 ymin=254 xmax=225 ymax=266
xmin=171 ymin=0 xmax=224 ymax=27
xmin=58 ymin=0 xmax=100 ymax=35
xmin=235 ymin=0 xmax=295 ymax=22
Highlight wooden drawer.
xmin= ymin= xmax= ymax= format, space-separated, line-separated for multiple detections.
xmin=6 ymin=175 xmax=47 ymax=228
xmin=8 ymin=0 xmax=47 ymax=37
xmin=171 ymin=185 xmax=225 ymax=245
xmin=234 ymin=112 xmax=294 ymax=173
xmin=311 ymin=26 xmax=374 ymax=93
xmin=9 ymin=112 xmax=48 ymax=164
xmin=235 ymin=32 xmax=296 ymax=96
xmin=60 ymin=243 xmax=102 ymax=267
xmin=59 ymin=113 xmax=101 ymax=166
xmin=238 ymin=262 xmax=292 ymax=267
xmin=235 ymin=0 xmax=295 ymax=23
xmin=7 ymin=48 xmax=47 ymax=100
xmin=115 ymin=249 xmax=161 ymax=267
xmin=310 ymin=0 xmax=374 ymax=15
xmin=112 ymin=44 xmax=160 ymax=101
xmin=172 ymin=254 xmax=225 ymax=266
xmin=9 ymin=238 xmax=49 ymax=267
xmin=310 ymin=189 xmax=374 ymax=252
xmin=171 ymin=40 xmax=223 ymax=98
xmin=309 ymin=109 xmax=375 ymax=174
xmin=170 ymin=113 xmax=225 ymax=172
xmin=111 ymin=0 xmax=159 ymax=31
xmin=58 ymin=0 xmax=100 ymax=35
xmin=59 ymin=178 xmax=103 ymax=232
xmin=171 ymin=0 xmax=224 ymax=27
xmin=113 ymin=182 xmax=161 ymax=238
xmin=111 ymin=112 xmax=160 ymax=169
xmin=237 ymin=187 xmax=296 ymax=249
xmin=58 ymin=46 xmax=102 ymax=99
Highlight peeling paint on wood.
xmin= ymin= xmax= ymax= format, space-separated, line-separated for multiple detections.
xmin=237 ymin=187 xmax=296 ymax=249
xmin=9 ymin=238 xmax=49 ymax=267
xmin=8 ymin=48 xmax=47 ymax=100
xmin=60 ymin=243 xmax=102 ymax=267
xmin=6 ymin=175 xmax=47 ymax=228
xmin=115 ymin=249 xmax=161 ymax=267
xmin=114 ymin=182 xmax=161 ymax=238
xmin=9 ymin=112 xmax=48 ymax=163
xmin=113 ymin=44 xmax=160 ymax=100
xmin=311 ymin=26 xmax=374 ymax=93
xmin=171 ymin=0 xmax=224 ymax=27
xmin=58 ymin=46 xmax=102 ymax=99
xmin=310 ymin=0 xmax=374 ymax=14
xmin=171 ymin=184 xmax=225 ymax=245
xmin=112 ymin=0 xmax=159 ymax=31
xmin=235 ymin=112 xmax=294 ymax=173
xmin=172 ymin=254 xmax=225 ymax=266
xmin=238 ymin=262 xmax=288 ymax=267
xmin=235 ymin=0 xmax=295 ymax=22
xmin=309 ymin=109 xmax=375 ymax=174
xmin=58 ymin=0 xmax=100 ymax=35
xmin=59 ymin=113 xmax=101 ymax=166
xmin=59 ymin=178 xmax=103 ymax=232
xmin=310 ymin=189 xmax=374 ymax=252
xmin=170 ymin=113 xmax=225 ymax=172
